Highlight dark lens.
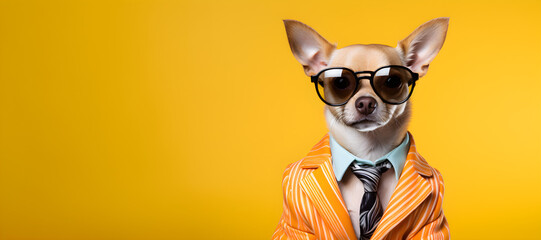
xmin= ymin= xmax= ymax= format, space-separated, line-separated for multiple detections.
xmin=316 ymin=69 xmax=356 ymax=105
xmin=373 ymin=66 xmax=413 ymax=103
xmin=383 ymin=76 xmax=402 ymax=89
xmin=333 ymin=77 xmax=350 ymax=89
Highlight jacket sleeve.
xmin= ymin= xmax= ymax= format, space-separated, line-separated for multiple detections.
xmin=410 ymin=169 xmax=450 ymax=240
xmin=409 ymin=212 xmax=450 ymax=240
xmin=272 ymin=218 xmax=316 ymax=240
xmin=271 ymin=164 xmax=316 ymax=240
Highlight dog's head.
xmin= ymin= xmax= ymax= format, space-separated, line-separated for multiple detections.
xmin=284 ymin=18 xmax=448 ymax=133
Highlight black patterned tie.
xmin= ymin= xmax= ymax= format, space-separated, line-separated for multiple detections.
xmin=350 ymin=161 xmax=391 ymax=240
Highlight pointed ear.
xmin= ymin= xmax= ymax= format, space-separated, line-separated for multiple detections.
xmin=283 ymin=20 xmax=336 ymax=76
xmin=397 ymin=17 xmax=449 ymax=78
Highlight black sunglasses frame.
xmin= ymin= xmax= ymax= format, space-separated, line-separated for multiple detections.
xmin=310 ymin=65 xmax=419 ymax=106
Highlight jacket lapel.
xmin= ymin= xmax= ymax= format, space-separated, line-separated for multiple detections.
xmin=371 ymin=133 xmax=434 ymax=240
xmin=299 ymin=135 xmax=357 ymax=240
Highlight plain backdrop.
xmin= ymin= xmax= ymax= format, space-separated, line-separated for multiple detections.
xmin=1 ymin=0 xmax=540 ymax=239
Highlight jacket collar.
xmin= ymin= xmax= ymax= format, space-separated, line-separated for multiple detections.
xmin=299 ymin=132 xmax=433 ymax=239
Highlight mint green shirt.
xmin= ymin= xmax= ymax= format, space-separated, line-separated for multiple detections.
xmin=329 ymin=133 xmax=410 ymax=181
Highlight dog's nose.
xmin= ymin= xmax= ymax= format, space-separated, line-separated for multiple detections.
xmin=355 ymin=97 xmax=377 ymax=115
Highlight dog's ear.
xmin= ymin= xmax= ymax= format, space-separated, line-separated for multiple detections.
xmin=283 ymin=20 xmax=336 ymax=76
xmin=397 ymin=17 xmax=449 ymax=78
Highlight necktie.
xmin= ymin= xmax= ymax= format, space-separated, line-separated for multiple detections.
xmin=350 ymin=161 xmax=391 ymax=240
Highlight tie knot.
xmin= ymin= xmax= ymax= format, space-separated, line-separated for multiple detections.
xmin=350 ymin=161 xmax=391 ymax=192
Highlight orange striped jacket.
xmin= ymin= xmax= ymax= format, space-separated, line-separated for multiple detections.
xmin=272 ymin=133 xmax=449 ymax=240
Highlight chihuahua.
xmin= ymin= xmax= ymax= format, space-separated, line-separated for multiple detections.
xmin=274 ymin=18 xmax=449 ymax=239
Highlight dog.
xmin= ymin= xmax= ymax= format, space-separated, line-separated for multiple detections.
xmin=273 ymin=18 xmax=450 ymax=239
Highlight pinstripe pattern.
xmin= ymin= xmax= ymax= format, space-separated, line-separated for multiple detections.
xmin=272 ymin=133 xmax=449 ymax=240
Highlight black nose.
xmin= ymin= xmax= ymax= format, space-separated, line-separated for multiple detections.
xmin=355 ymin=97 xmax=377 ymax=115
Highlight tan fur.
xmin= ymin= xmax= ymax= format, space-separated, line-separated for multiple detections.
xmin=397 ymin=18 xmax=449 ymax=77
xmin=284 ymin=19 xmax=448 ymax=161
xmin=283 ymin=20 xmax=336 ymax=76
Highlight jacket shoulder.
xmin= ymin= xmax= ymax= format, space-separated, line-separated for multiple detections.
xmin=281 ymin=134 xmax=331 ymax=189
xmin=430 ymin=166 xmax=445 ymax=195
xmin=420 ymin=154 xmax=445 ymax=193
xmin=280 ymin=158 xmax=313 ymax=191
xmin=413 ymin=152 xmax=445 ymax=199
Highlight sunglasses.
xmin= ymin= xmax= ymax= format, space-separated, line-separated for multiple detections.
xmin=310 ymin=65 xmax=419 ymax=106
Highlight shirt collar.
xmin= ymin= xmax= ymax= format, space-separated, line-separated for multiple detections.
xmin=329 ymin=132 xmax=410 ymax=181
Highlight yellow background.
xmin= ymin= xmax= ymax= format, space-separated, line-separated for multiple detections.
xmin=1 ymin=0 xmax=540 ymax=239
